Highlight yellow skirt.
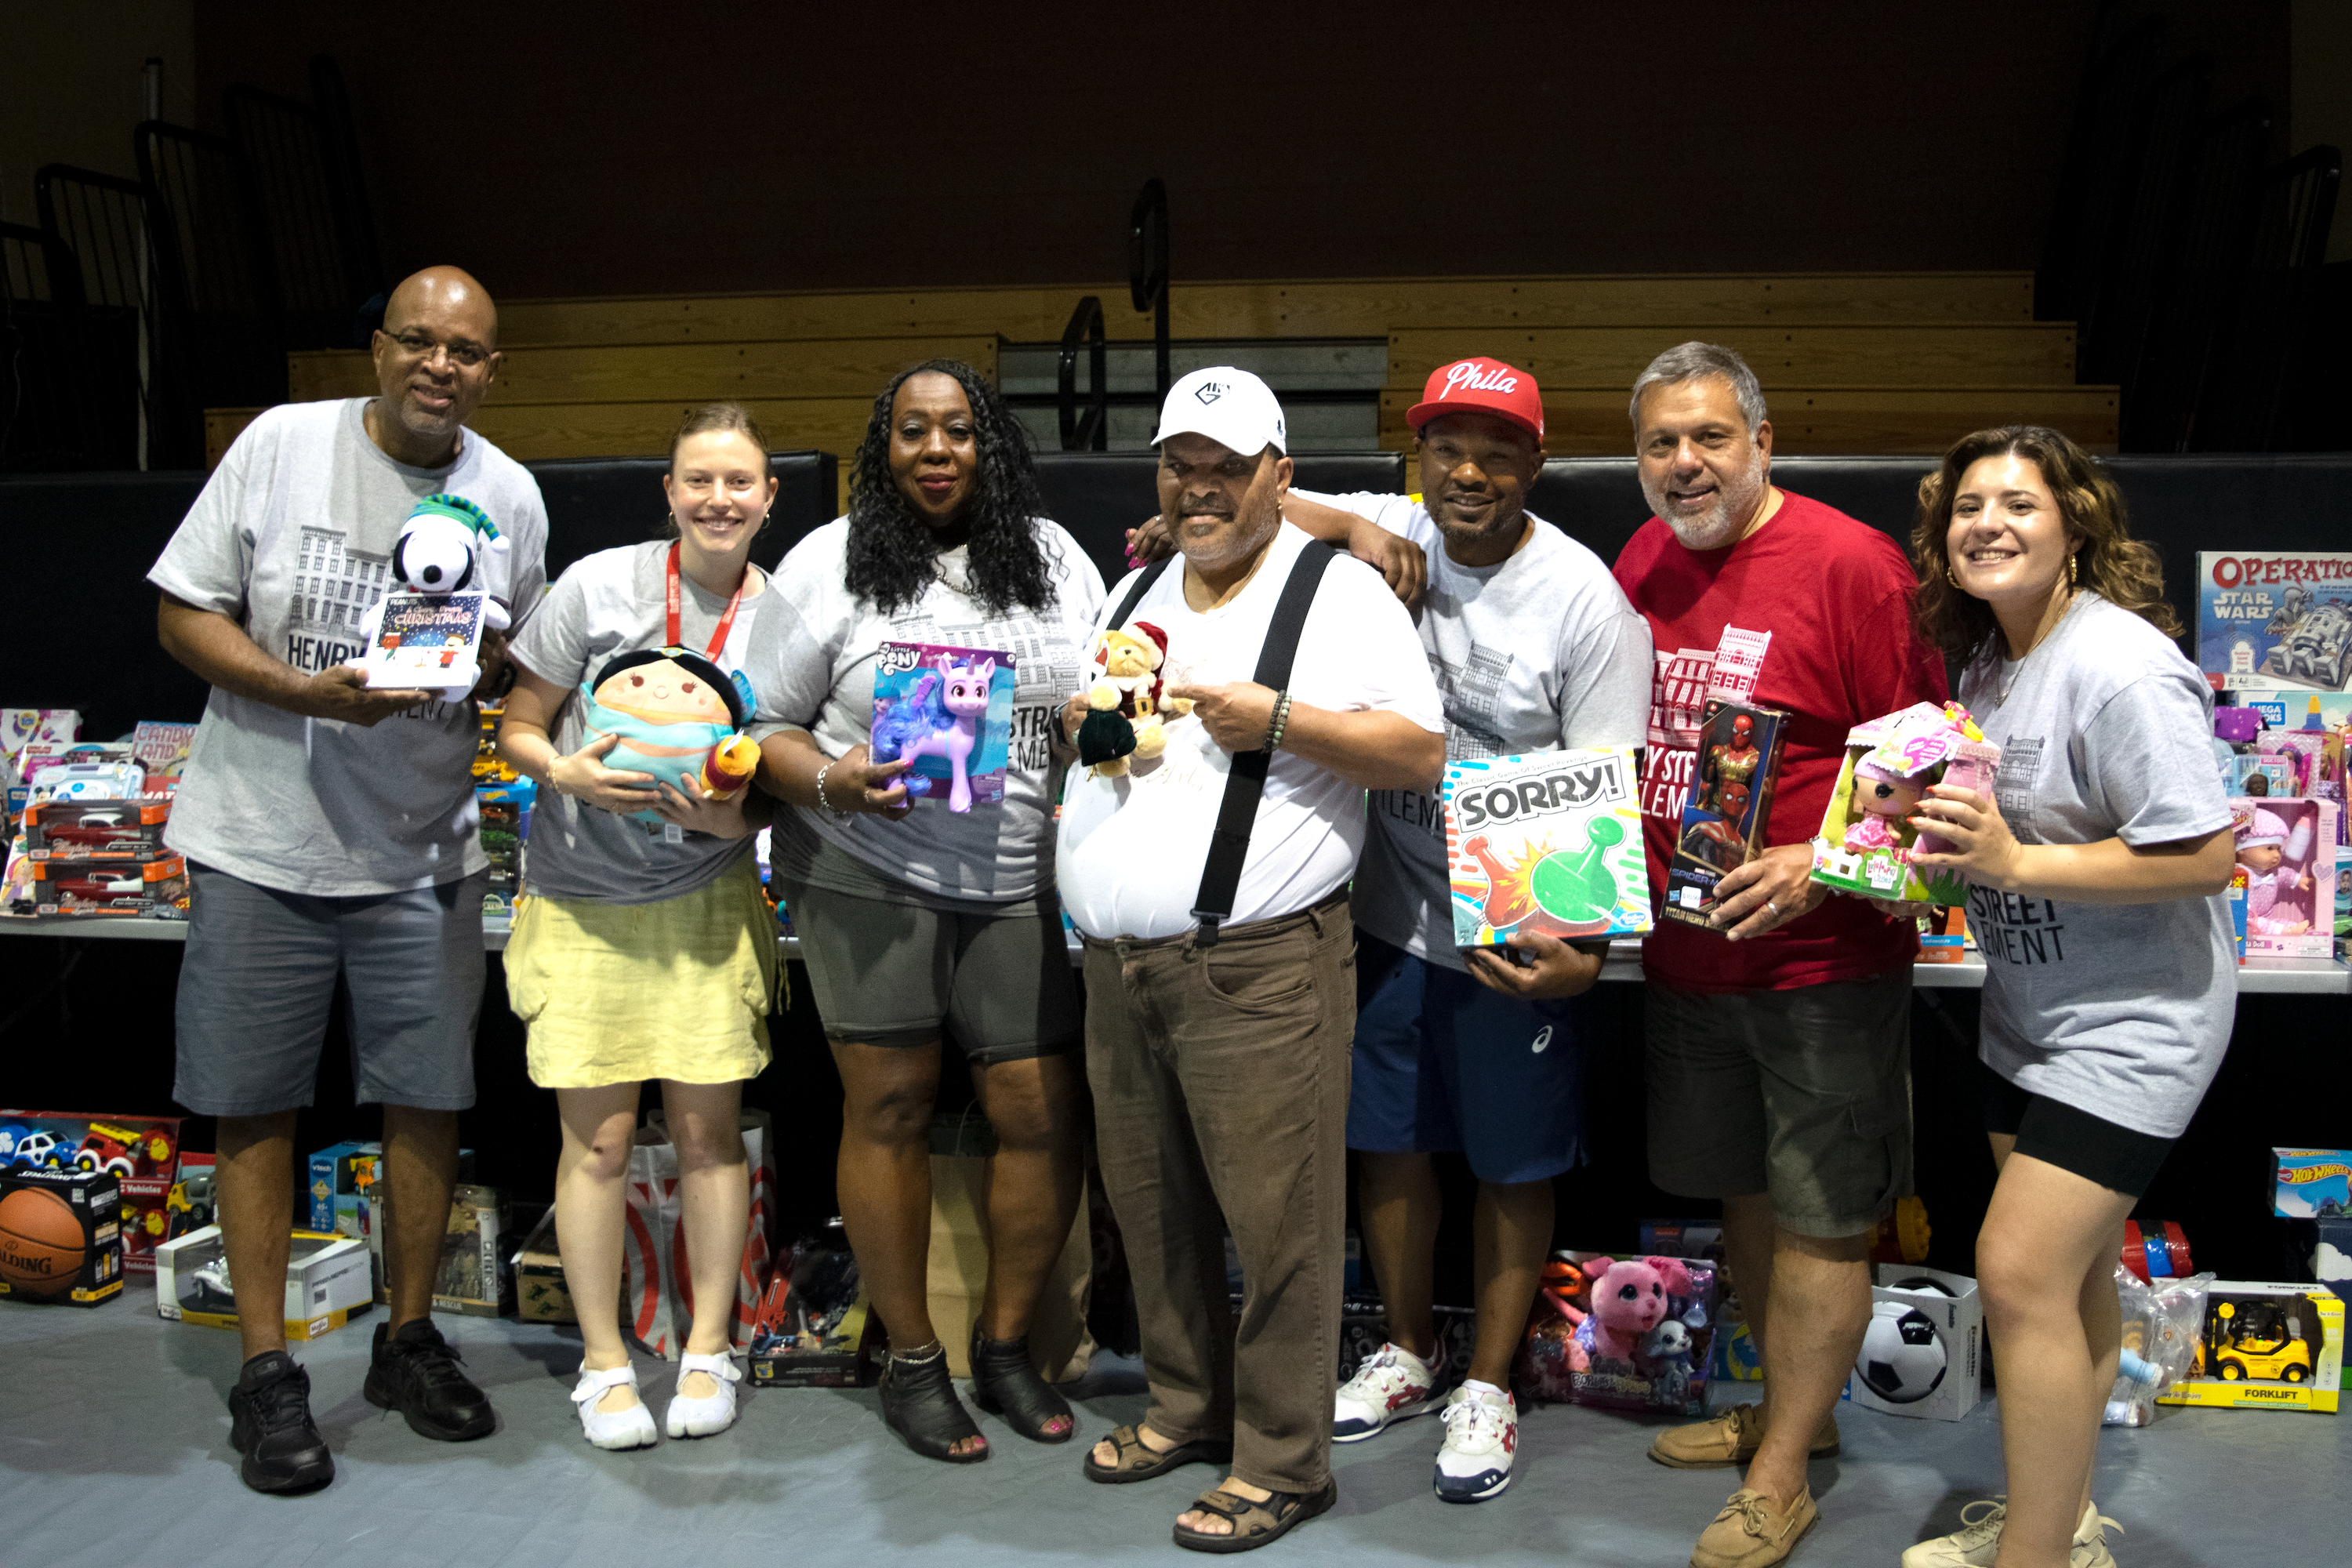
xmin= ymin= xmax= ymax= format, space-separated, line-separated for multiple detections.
xmin=506 ymin=855 xmax=779 ymax=1089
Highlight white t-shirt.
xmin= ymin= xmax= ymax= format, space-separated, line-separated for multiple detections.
xmin=147 ymin=398 xmax=549 ymax=895
xmin=508 ymin=543 xmax=775 ymax=906
xmin=1295 ymin=492 xmax=1653 ymax=968
xmin=747 ymin=517 xmax=1106 ymax=904
xmin=1057 ymin=521 xmax=1446 ymax=940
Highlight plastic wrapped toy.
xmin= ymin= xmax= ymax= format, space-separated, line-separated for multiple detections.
xmin=1661 ymin=701 xmax=1791 ymax=928
xmin=580 ymin=647 xmax=758 ymax=826
xmin=2107 ymin=1265 xmax=2212 ymax=1426
xmin=1809 ymin=702 xmax=2001 ymax=905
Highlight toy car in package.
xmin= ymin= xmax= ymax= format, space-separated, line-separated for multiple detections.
xmin=1810 ymin=702 xmax=2000 ymax=905
xmin=1661 ymin=702 xmax=1789 ymax=928
xmin=28 ymin=855 xmax=188 ymax=917
xmin=1441 ymin=746 xmax=1652 ymax=950
xmin=24 ymin=798 xmax=172 ymax=860
xmin=2159 ymin=1281 xmax=2343 ymax=1412
xmin=869 ymin=641 xmax=1014 ymax=813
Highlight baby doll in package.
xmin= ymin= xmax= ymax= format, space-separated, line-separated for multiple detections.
xmin=1809 ymin=702 xmax=2001 ymax=906
xmin=580 ymin=648 xmax=759 ymax=826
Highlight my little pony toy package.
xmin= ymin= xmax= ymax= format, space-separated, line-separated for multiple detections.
xmin=1809 ymin=702 xmax=2001 ymax=905
xmin=1439 ymin=746 xmax=1651 ymax=952
xmin=870 ymin=642 xmax=1014 ymax=814
xmin=1661 ymin=699 xmax=1790 ymax=930
xmin=1516 ymin=1250 xmax=1718 ymax=1416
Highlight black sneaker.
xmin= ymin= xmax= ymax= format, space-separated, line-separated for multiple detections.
xmin=227 ymin=1351 xmax=335 ymax=1494
xmin=363 ymin=1318 xmax=495 ymax=1440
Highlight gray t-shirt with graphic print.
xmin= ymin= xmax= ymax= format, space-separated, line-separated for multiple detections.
xmin=1960 ymin=591 xmax=2236 ymax=1139
xmin=507 ymin=542 xmax=773 ymax=906
xmin=148 ymin=398 xmax=549 ymax=896
xmin=747 ymin=517 xmax=1106 ymax=905
xmin=1296 ymin=491 xmax=1653 ymax=970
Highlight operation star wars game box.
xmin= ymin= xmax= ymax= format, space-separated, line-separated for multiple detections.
xmin=2198 ymin=551 xmax=2352 ymax=694
xmin=1441 ymin=747 xmax=1652 ymax=950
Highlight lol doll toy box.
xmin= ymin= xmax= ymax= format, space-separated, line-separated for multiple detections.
xmin=1440 ymin=746 xmax=1652 ymax=951
xmin=1810 ymin=702 xmax=2001 ymax=906
xmin=1661 ymin=700 xmax=1791 ymax=930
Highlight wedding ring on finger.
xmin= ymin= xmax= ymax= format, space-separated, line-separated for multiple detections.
xmin=1763 ymin=899 xmax=1779 ymax=922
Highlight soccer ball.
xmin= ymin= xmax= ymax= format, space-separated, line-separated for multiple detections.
xmin=1857 ymin=1301 xmax=1948 ymax=1403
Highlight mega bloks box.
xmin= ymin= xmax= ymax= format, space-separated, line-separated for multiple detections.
xmin=1441 ymin=746 xmax=1652 ymax=949
xmin=2159 ymin=1281 xmax=2342 ymax=1412
xmin=2197 ymin=552 xmax=2352 ymax=693
xmin=2273 ymin=1149 xmax=2352 ymax=1219
xmin=2230 ymin=797 xmax=2338 ymax=958
xmin=154 ymin=1225 xmax=373 ymax=1341
xmin=0 ymin=1167 xmax=123 ymax=1305
xmin=1843 ymin=1264 xmax=1984 ymax=1422
xmin=1811 ymin=704 xmax=2000 ymax=906
xmin=1661 ymin=702 xmax=1791 ymax=928
xmin=0 ymin=1111 xmax=183 ymax=1276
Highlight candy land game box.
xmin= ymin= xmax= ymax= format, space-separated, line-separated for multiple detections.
xmin=1441 ymin=746 xmax=1652 ymax=950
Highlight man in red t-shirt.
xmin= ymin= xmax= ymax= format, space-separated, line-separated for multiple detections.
xmin=1610 ymin=343 xmax=1946 ymax=1568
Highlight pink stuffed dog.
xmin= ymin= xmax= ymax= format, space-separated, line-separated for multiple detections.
xmin=1570 ymin=1255 xmax=1695 ymax=1368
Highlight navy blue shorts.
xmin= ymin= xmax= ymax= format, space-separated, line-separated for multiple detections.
xmin=1345 ymin=933 xmax=1588 ymax=1185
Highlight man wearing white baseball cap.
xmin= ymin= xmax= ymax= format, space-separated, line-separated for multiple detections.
xmin=1282 ymin=358 xmax=1652 ymax=1504
xmin=1058 ymin=366 xmax=1445 ymax=1552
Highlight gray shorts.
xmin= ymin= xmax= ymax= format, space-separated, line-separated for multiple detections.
xmin=1643 ymin=968 xmax=1912 ymax=1240
xmin=780 ymin=872 xmax=1081 ymax=1066
xmin=173 ymin=862 xmax=487 ymax=1117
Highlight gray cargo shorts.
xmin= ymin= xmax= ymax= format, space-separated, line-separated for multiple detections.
xmin=1643 ymin=967 xmax=1912 ymax=1240
xmin=173 ymin=861 xmax=488 ymax=1116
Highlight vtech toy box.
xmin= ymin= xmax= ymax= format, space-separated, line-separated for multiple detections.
xmin=1442 ymin=746 xmax=1652 ymax=950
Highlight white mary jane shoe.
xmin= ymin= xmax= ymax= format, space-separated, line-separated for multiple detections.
xmin=665 ymin=1351 xmax=743 ymax=1439
xmin=572 ymin=1361 xmax=658 ymax=1450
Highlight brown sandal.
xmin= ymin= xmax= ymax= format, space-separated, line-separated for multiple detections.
xmin=1082 ymin=1422 xmax=1233 ymax=1485
xmin=1172 ymin=1477 xmax=1339 ymax=1554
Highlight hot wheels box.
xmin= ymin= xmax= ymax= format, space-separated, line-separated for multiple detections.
xmin=1442 ymin=747 xmax=1651 ymax=949
xmin=154 ymin=1225 xmax=373 ymax=1341
xmin=1811 ymin=704 xmax=2000 ymax=906
xmin=0 ymin=1167 xmax=123 ymax=1305
xmin=2198 ymin=552 xmax=2352 ymax=693
xmin=2159 ymin=1281 xmax=2341 ymax=1412
xmin=1661 ymin=702 xmax=1791 ymax=928
xmin=869 ymin=641 xmax=1014 ymax=811
xmin=2273 ymin=1149 xmax=2352 ymax=1219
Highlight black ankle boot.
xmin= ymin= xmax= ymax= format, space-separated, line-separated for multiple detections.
xmin=878 ymin=1343 xmax=988 ymax=1463
xmin=968 ymin=1327 xmax=1075 ymax=1443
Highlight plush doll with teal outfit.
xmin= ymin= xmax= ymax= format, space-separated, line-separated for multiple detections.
xmin=580 ymin=647 xmax=760 ymax=826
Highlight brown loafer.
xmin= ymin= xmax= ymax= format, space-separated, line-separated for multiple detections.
xmin=1083 ymin=1422 xmax=1233 ymax=1484
xmin=1691 ymin=1486 xmax=1818 ymax=1568
xmin=1648 ymin=1403 xmax=1841 ymax=1468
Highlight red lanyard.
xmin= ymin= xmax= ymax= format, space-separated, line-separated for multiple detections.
xmin=666 ymin=541 xmax=746 ymax=660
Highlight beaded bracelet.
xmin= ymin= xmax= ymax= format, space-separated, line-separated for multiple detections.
xmin=1263 ymin=689 xmax=1294 ymax=753
xmin=815 ymin=760 xmax=851 ymax=818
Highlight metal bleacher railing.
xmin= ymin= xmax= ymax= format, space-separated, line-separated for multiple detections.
xmin=1049 ymin=178 xmax=1171 ymax=451
xmin=25 ymin=169 xmax=154 ymax=471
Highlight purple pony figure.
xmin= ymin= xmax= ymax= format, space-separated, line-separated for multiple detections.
xmin=877 ymin=653 xmax=995 ymax=813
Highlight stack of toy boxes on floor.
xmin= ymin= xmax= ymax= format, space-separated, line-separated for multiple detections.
xmin=0 ymin=1112 xmax=187 ymax=1306
xmin=2194 ymin=550 xmax=2352 ymax=962
xmin=304 ymin=1138 xmax=507 ymax=1315
xmin=3 ymin=712 xmax=196 ymax=920
xmin=473 ymin=702 xmax=532 ymax=926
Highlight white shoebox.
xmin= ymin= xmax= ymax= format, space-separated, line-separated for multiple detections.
xmin=154 ymin=1225 xmax=375 ymax=1341
xmin=1843 ymin=1263 xmax=1983 ymax=1421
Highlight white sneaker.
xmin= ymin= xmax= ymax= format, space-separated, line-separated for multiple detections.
xmin=1900 ymin=1498 xmax=2122 ymax=1568
xmin=665 ymin=1350 xmax=743 ymax=1439
xmin=572 ymin=1361 xmax=657 ymax=1450
xmin=1432 ymin=1381 xmax=1516 ymax=1502
xmin=1332 ymin=1341 xmax=1442 ymax=1443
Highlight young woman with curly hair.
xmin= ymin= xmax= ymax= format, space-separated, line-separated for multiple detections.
xmin=1899 ymin=426 xmax=2236 ymax=1568
xmin=746 ymin=360 xmax=1104 ymax=1462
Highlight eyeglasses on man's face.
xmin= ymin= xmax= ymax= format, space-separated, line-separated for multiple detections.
xmin=383 ymin=330 xmax=491 ymax=369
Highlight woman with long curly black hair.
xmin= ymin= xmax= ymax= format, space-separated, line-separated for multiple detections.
xmin=746 ymin=360 xmax=1104 ymax=1464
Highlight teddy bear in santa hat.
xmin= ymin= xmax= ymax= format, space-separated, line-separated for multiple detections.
xmin=1076 ymin=621 xmax=1193 ymax=779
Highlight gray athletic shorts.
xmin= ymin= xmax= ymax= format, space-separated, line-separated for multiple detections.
xmin=173 ymin=861 xmax=488 ymax=1116
xmin=775 ymin=846 xmax=1080 ymax=1065
xmin=1643 ymin=967 xmax=1912 ymax=1240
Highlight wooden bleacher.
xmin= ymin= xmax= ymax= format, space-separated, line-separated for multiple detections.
xmin=206 ymin=273 xmax=2118 ymax=506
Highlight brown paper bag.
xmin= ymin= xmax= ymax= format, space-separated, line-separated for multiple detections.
xmin=925 ymin=1109 xmax=1094 ymax=1380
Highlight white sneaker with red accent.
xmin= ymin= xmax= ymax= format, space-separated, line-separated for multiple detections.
xmin=1331 ymin=1341 xmax=1442 ymax=1443
xmin=1433 ymin=1381 xmax=1517 ymax=1502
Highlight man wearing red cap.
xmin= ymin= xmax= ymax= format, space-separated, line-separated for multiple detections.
xmin=1283 ymin=358 xmax=1651 ymax=1504
xmin=1610 ymin=343 xmax=1945 ymax=1568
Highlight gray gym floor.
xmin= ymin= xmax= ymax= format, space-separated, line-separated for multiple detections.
xmin=3 ymin=1298 xmax=2336 ymax=1565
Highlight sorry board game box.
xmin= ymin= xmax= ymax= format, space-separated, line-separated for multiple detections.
xmin=1441 ymin=747 xmax=1652 ymax=950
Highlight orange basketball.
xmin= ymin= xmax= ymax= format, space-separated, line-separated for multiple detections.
xmin=0 ymin=1186 xmax=88 ymax=1294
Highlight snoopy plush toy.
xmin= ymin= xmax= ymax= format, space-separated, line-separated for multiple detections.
xmin=354 ymin=494 xmax=510 ymax=692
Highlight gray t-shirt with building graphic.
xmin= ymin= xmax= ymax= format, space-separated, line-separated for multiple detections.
xmin=1296 ymin=491 xmax=1653 ymax=970
xmin=1959 ymin=591 xmax=2236 ymax=1139
xmin=149 ymin=398 xmax=549 ymax=895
